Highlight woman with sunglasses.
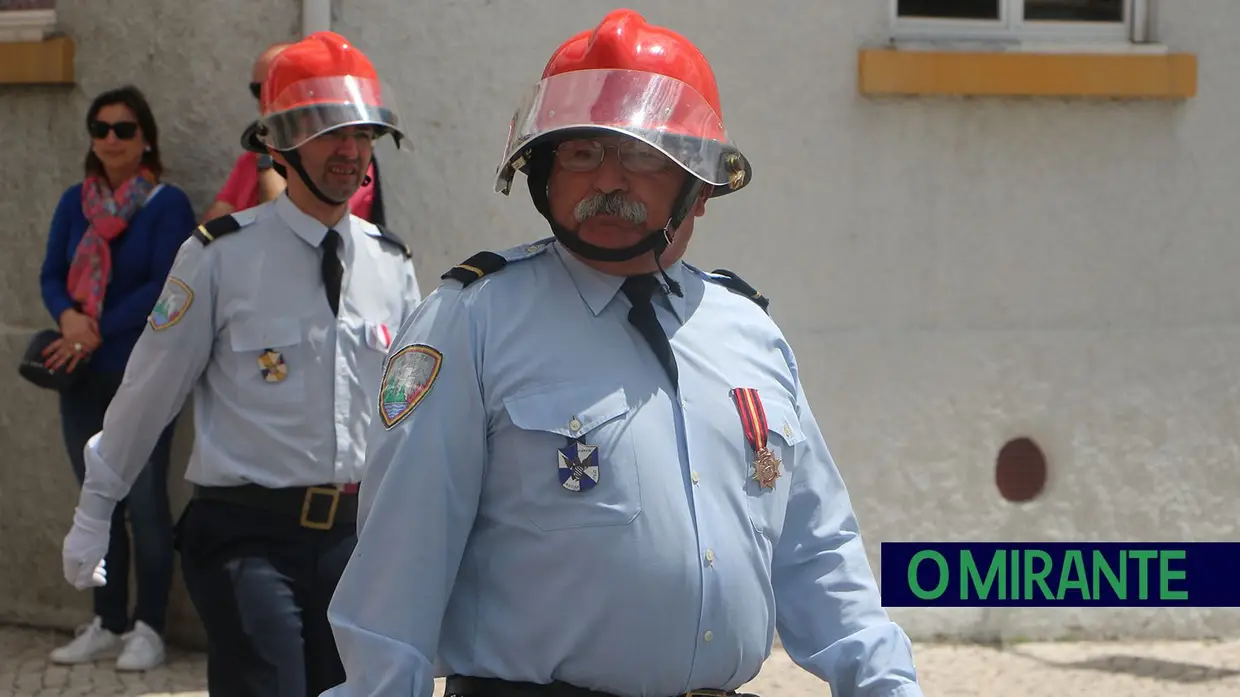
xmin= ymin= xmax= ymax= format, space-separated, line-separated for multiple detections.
xmin=38 ymin=84 xmax=195 ymax=672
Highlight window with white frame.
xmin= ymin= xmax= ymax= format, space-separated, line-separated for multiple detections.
xmin=891 ymin=0 xmax=1150 ymax=43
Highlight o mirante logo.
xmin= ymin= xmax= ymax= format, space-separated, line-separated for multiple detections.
xmin=880 ymin=543 xmax=1238 ymax=607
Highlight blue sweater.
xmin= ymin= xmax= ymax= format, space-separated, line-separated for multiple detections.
xmin=40 ymin=182 xmax=196 ymax=374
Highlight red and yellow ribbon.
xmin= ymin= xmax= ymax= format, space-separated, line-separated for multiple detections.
xmin=731 ymin=387 xmax=781 ymax=489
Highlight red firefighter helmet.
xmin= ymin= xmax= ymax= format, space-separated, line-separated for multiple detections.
xmin=252 ymin=31 xmax=405 ymax=152
xmin=494 ymin=9 xmax=751 ymax=197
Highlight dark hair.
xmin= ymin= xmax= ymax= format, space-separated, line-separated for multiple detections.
xmin=83 ymin=84 xmax=164 ymax=180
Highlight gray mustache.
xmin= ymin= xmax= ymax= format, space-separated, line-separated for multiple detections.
xmin=573 ymin=193 xmax=647 ymax=224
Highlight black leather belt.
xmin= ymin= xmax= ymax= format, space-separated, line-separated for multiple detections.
xmin=445 ymin=676 xmax=747 ymax=697
xmin=193 ymin=483 xmax=357 ymax=530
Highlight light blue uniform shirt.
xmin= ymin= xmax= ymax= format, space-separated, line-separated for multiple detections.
xmin=324 ymin=240 xmax=923 ymax=697
xmin=78 ymin=194 xmax=421 ymax=519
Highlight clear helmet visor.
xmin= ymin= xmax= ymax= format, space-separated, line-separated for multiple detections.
xmin=494 ymin=69 xmax=749 ymax=195
xmin=257 ymin=75 xmax=404 ymax=151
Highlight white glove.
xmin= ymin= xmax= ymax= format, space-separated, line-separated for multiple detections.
xmin=62 ymin=507 xmax=111 ymax=590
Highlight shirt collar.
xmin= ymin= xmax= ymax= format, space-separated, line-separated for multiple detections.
xmin=274 ymin=193 xmax=354 ymax=250
xmin=553 ymin=242 xmax=687 ymax=324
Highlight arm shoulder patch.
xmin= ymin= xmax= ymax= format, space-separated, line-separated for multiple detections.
xmin=192 ymin=213 xmax=245 ymax=246
xmin=440 ymin=239 xmax=552 ymax=288
xmin=373 ymin=224 xmax=413 ymax=259
xmin=700 ymin=267 xmax=770 ymax=313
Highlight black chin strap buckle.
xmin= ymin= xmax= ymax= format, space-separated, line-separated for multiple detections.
xmin=653 ymin=223 xmax=683 ymax=298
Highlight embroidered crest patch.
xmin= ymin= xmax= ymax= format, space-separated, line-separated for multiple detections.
xmin=148 ymin=278 xmax=193 ymax=331
xmin=378 ymin=344 xmax=443 ymax=429
xmin=557 ymin=438 xmax=600 ymax=492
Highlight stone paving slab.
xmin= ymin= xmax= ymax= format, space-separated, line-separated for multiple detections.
xmin=3 ymin=625 xmax=1238 ymax=696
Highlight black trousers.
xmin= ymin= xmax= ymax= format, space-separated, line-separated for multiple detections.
xmin=177 ymin=497 xmax=356 ymax=697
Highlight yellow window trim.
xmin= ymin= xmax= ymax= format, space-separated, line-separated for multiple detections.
xmin=0 ymin=35 xmax=75 ymax=85
xmin=858 ymin=47 xmax=1196 ymax=99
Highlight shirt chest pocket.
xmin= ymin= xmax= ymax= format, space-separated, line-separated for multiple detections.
xmin=744 ymin=395 xmax=805 ymax=544
xmin=502 ymin=384 xmax=641 ymax=532
xmin=227 ymin=318 xmax=306 ymax=403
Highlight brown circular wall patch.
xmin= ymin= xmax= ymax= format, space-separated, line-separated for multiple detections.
xmin=995 ymin=437 xmax=1047 ymax=502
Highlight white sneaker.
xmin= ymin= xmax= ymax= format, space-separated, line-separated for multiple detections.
xmin=48 ymin=616 xmax=122 ymax=664
xmin=116 ymin=620 xmax=166 ymax=671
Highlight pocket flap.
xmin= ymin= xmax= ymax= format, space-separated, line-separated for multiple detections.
xmin=504 ymin=383 xmax=629 ymax=436
xmin=763 ymin=395 xmax=805 ymax=446
xmin=229 ymin=318 xmax=302 ymax=351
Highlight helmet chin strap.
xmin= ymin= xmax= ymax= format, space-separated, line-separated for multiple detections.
xmin=526 ymin=148 xmax=702 ymax=297
xmin=282 ymin=149 xmax=353 ymax=207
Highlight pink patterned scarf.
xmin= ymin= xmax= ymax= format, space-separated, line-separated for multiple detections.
xmin=68 ymin=168 xmax=157 ymax=319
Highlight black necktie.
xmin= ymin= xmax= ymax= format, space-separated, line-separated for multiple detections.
xmin=621 ymin=274 xmax=678 ymax=386
xmin=321 ymin=229 xmax=343 ymax=316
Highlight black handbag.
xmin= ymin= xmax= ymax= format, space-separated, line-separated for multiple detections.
xmin=17 ymin=329 xmax=90 ymax=392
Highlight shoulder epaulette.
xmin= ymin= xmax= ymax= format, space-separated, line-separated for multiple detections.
xmin=440 ymin=240 xmax=552 ymax=288
xmin=192 ymin=214 xmax=243 ymax=246
xmin=373 ymin=224 xmax=413 ymax=259
xmin=706 ymin=268 xmax=770 ymax=313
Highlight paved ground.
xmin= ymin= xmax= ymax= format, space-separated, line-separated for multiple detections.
xmin=2 ymin=625 xmax=1239 ymax=696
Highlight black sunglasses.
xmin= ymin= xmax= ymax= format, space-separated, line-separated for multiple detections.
xmin=88 ymin=120 xmax=139 ymax=140
xmin=250 ymin=81 xmax=262 ymax=100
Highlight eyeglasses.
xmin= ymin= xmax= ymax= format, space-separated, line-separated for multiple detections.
xmin=88 ymin=120 xmax=139 ymax=140
xmin=250 ymin=81 xmax=262 ymax=100
xmin=554 ymin=139 xmax=670 ymax=175
xmin=318 ymin=126 xmax=379 ymax=143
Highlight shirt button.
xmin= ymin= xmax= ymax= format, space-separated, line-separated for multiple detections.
xmin=704 ymin=549 xmax=715 ymax=565
xmin=568 ymin=417 xmax=582 ymax=433
xmin=703 ymin=631 xmax=714 ymax=642
xmin=691 ymin=471 xmax=700 ymax=484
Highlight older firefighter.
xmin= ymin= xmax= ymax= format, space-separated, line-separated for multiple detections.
xmin=325 ymin=10 xmax=923 ymax=697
